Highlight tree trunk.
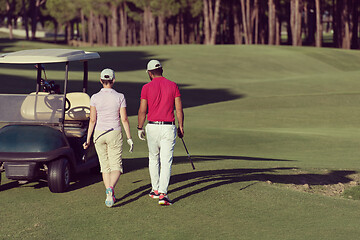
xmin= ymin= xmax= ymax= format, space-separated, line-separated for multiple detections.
xmin=167 ymin=22 xmax=174 ymax=44
xmin=203 ymin=0 xmax=211 ymax=44
xmin=175 ymin=15 xmax=181 ymax=44
xmin=158 ymin=15 xmax=166 ymax=45
xmin=6 ymin=0 xmax=14 ymax=40
xmin=268 ymin=0 xmax=276 ymax=45
xmin=127 ymin=21 xmax=136 ymax=46
xmin=110 ymin=3 xmax=118 ymax=47
xmin=31 ymin=0 xmax=44 ymax=40
xmin=22 ymin=0 xmax=29 ymax=40
xmin=305 ymin=1 xmax=315 ymax=45
xmin=342 ymin=0 xmax=351 ymax=49
xmin=209 ymin=0 xmax=221 ymax=44
xmin=100 ymin=15 xmax=107 ymax=45
xmin=30 ymin=0 xmax=37 ymax=40
xmin=180 ymin=13 xmax=185 ymax=44
xmin=94 ymin=14 xmax=103 ymax=45
xmin=233 ymin=5 xmax=242 ymax=44
xmin=351 ymin=0 xmax=359 ymax=49
xmin=107 ymin=16 xmax=112 ymax=46
xmin=119 ymin=2 xmax=127 ymax=46
xmin=70 ymin=20 xmax=74 ymax=40
xmin=88 ymin=10 xmax=94 ymax=45
xmin=246 ymin=0 xmax=252 ymax=43
xmin=290 ymin=0 xmax=303 ymax=46
xmin=315 ymin=0 xmax=322 ymax=47
xmin=275 ymin=8 xmax=281 ymax=45
xmin=203 ymin=0 xmax=221 ymax=45
xmin=142 ymin=6 xmax=156 ymax=45
xmin=253 ymin=0 xmax=259 ymax=44
xmin=333 ymin=0 xmax=339 ymax=47
xmin=240 ymin=0 xmax=249 ymax=44
xmin=81 ymin=9 xmax=86 ymax=42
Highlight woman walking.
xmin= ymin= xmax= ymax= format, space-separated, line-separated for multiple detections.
xmin=84 ymin=68 xmax=133 ymax=207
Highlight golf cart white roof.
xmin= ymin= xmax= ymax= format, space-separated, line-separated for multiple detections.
xmin=0 ymin=49 xmax=100 ymax=64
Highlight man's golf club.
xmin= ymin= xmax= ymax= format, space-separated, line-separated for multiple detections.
xmin=180 ymin=137 xmax=195 ymax=170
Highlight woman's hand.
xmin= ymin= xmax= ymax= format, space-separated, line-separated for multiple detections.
xmin=127 ymin=138 xmax=134 ymax=152
xmin=83 ymin=141 xmax=90 ymax=149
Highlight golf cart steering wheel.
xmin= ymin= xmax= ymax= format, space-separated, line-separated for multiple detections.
xmin=66 ymin=106 xmax=90 ymax=120
xmin=44 ymin=96 xmax=71 ymax=112
xmin=64 ymin=98 xmax=71 ymax=111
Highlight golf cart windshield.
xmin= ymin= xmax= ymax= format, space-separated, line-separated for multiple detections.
xmin=0 ymin=93 xmax=64 ymax=125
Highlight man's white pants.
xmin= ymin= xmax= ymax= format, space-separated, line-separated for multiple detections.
xmin=145 ymin=124 xmax=177 ymax=194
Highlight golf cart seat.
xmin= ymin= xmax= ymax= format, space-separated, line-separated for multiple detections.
xmin=20 ymin=92 xmax=90 ymax=137
xmin=65 ymin=92 xmax=90 ymax=121
xmin=20 ymin=92 xmax=63 ymax=121
xmin=20 ymin=92 xmax=90 ymax=121
xmin=64 ymin=92 xmax=90 ymax=138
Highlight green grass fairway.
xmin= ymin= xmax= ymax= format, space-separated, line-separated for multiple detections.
xmin=1 ymin=41 xmax=360 ymax=239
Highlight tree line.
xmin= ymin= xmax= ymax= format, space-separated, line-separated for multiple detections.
xmin=0 ymin=0 xmax=359 ymax=49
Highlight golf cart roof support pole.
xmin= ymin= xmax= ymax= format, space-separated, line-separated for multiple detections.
xmin=61 ymin=61 xmax=69 ymax=132
xmin=83 ymin=61 xmax=88 ymax=93
xmin=36 ymin=63 xmax=42 ymax=93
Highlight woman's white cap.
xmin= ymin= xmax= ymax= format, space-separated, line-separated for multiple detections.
xmin=100 ymin=68 xmax=115 ymax=80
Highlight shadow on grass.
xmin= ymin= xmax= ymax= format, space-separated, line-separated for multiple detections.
xmin=0 ymin=73 xmax=243 ymax=117
xmin=168 ymin=168 xmax=356 ymax=203
xmin=111 ymin=156 xmax=356 ymax=206
xmin=0 ymin=155 xmax=291 ymax=192
xmin=0 ymin=155 xmax=356 ymax=203
xmin=0 ymin=47 xmax=243 ymax=115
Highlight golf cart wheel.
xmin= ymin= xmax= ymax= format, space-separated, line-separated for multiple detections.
xmin=47 ymin=158 xmax=71 ymax=193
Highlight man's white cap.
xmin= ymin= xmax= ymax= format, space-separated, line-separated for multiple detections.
xmin=147 ymin=60 xmax=162 ymax=71
xmin=100 ymin=68 xmax=115 ymax=80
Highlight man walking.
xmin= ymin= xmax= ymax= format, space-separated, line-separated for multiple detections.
xmin=137 ymin=60 xmax=184 ymax=205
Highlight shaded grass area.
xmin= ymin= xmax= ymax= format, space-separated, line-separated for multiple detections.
xmin=1 ymin=41 xmax=360 ymax=239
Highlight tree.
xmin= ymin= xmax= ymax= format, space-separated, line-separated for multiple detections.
xmin=333 ymin=0 xmax=354 ymax=49
xmin=150 ymin=0 xmax=182 ymax=45
xmin=203 ymin=0 xmax=221 ymax=45
xmin=350 ymin=0 xmax=358 ymax=49
xmin=46 ymin=0 xmax=77 ymax=43
xmin=290 ymin=0 xmax=303 ymax=46
xmin=5 ymin=0 xmax=16 ymax=39
xmin=118 ymin=1 xmax=128 ymax=46
xmin=315 ymin=0 xmax=322 ymax=47
xmin=268 ymin=0 xmax=276 ymax=45
xmin=21 ymin=0 xmax=29 ymax=40
xmin=240 ymin=0 xmax=251 ymax=44
xmin=30 ymin=0 xmax=46 ymax=40
xmin=240 ymin=0 xmax=260 ymax=44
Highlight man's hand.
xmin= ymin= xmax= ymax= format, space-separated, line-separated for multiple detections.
xmin=177 ymin=127 xmax=184 ymax=138
xmin=138 ymin=129 xmax=146 ymax=141
xmin=127 ymin=138 xmax=134 ymax=153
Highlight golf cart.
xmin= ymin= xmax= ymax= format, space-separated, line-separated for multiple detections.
xmin=0 ymin=49 xmax=100 ymax=193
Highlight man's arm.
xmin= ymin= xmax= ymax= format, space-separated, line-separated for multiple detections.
xmin=175 ymin=96 xmax=184 ymax=137
xmin=137 ymin=99 xmax=147 ymax=129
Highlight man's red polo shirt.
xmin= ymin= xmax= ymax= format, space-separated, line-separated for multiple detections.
xmin=140 ymin=76 xmax=181 ymax=122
